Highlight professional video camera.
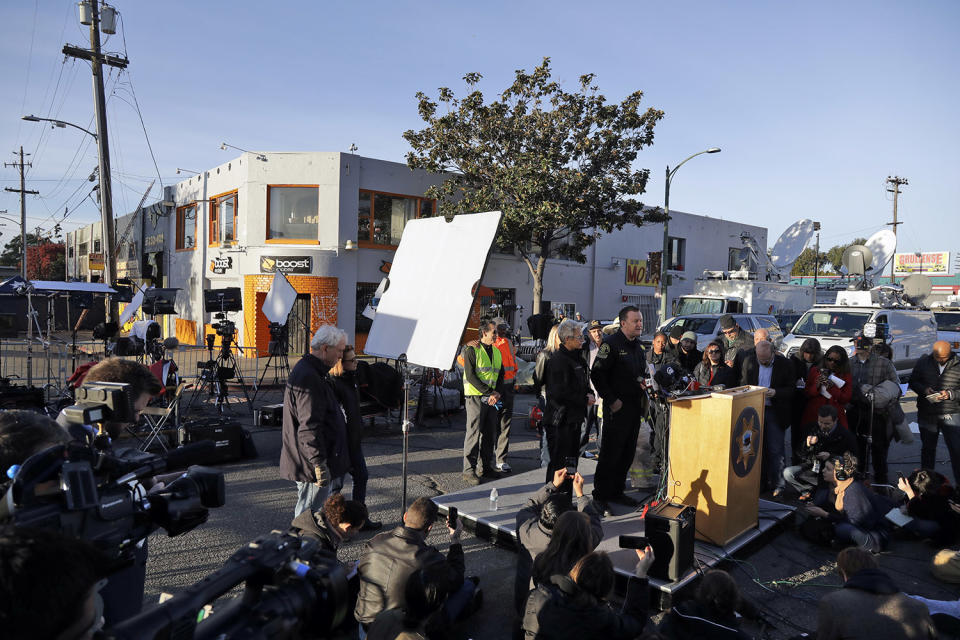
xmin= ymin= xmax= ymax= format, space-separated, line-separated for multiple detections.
xmin=108 ymin=531 xmax=350 ymax=640
xmin=211 ymin=312 xmax=237 ymax=340
xmin=0 ymin=440 xmax=224 ymax=564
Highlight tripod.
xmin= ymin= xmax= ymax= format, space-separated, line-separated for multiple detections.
xmin=189 ymin=328 xmax=253 ymax=415
xmin=252 ymin=322 xmax=290 ymax=403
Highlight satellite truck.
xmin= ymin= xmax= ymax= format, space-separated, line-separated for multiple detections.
xmin=672 ymin=220 xmax=817 ymax=317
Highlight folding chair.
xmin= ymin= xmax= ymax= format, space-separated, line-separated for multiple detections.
xmin=136 ymin=381 xmax=189 ymax=452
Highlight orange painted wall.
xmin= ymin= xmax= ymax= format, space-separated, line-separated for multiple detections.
xmin=242 ymin=274 xmax=339 ymax=357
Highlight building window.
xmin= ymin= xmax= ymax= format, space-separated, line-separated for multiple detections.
xmin=177 ymin=204 xmax=197 ymax=250
xmin=68 ymin=246 xmax=74 ymax=258
xmin=667 ymin=237 xmax=685 ymax=271
xmin=209 ymin=191 xmax=238 ymax=246
xmin=357 ymin=190 xmax=435 ymax=247
xmin=93 ymin=239 xmax=101 ymax=253
xmin=267 ymin=186 xmax=319 ymax=242
xmin=78 ymin=242 xmax=88 ymax=257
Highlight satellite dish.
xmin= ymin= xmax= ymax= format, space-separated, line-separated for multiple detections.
xmin=865 ymin=229 xmax=896 ymax=274
xmin=770 ymin=219 xmax=816 ymax=269
xmin=901 ymin=274 xmax=932 ymax=306
xmin=841 ymin=244 xmax=873 ymax=276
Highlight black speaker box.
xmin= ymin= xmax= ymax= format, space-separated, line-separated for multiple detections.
xmin=646 ymin=501 xmax=696 ymax=582
xmin=185 ymin=419 xmax=246 ymax=463
xmin=255 ymin=403 xmax=283 ymax=427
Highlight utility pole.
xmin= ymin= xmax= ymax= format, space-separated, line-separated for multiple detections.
xmin=4 ymin=147 xmax=40 ymax=279
xmin=886 ymin=175 xmax=908 ymax=281
xmin=63 ymin=0 xmax=128 ymax=322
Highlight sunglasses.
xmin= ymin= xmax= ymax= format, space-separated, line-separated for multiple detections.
xmin=825 ymin=357 xmax=840 ymax=363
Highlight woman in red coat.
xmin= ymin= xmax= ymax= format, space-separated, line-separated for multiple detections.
xmin=803 ymin=345 xmax=853 ymax=428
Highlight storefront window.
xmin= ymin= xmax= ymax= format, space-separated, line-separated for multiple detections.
xmin=357 ymin=190 xmax=435 ymax=247
xmin=267 ymin=186 xmax=319 ymax=242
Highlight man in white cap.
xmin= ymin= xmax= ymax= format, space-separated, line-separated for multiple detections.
xmin=675 ymin=331 xmax=702 ymax=375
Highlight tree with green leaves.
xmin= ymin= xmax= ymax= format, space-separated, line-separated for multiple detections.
xmin=404 ymin=58 xmax=666 ymax=313
xmin=825 ymin=238 xmax=867 ymax=273
xmin=790 ymin=247 xmax=829 ymax=276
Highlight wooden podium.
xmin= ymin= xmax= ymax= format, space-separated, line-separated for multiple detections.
xmin=667 ymin=386 xmax=767 ymax=546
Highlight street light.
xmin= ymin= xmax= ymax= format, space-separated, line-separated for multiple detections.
xmin=22 ymin=115 xmax=98 ymax=140
xmin=220 ymin=142 xmax=267 ymax=162
xmin=658 ymin=147 xmax=721 ymax=324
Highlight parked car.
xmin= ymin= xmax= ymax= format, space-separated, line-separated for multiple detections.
xmin=781 ymin=301 xmax=937 ymax=380
xmin=656 ymin=313 xmax=784 ymax=352
xmin=933 ymin=307 xmax=960 ymax=350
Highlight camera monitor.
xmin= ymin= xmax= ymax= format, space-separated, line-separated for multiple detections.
xmin=142 ymin=288 xmax=179 ymax=315
xmin=204 ymin=287 xmax=243 ymax=313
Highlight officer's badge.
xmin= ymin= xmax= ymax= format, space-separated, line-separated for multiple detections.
xmin=597 ymin=343 xmax=611 ymax=359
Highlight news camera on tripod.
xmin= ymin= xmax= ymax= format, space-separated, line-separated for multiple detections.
xmin=190 ymin=288 xmax=252 ymax=413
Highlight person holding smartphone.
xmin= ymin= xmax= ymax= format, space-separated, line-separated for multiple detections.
xmin=909 ymin=341 xmax=960 ymax=485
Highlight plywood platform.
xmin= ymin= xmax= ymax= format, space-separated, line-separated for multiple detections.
xmin=432 ymin=459 xmax=794 ymax=606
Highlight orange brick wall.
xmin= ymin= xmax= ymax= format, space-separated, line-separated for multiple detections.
xmin=243 ymin=275 xmax=338 ymax=356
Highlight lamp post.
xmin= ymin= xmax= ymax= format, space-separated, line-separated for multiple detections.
xmin=22 ymin=115 xmax=98 ymax=140
xmin=813 ymin=221 xmax=822 ymax=289
xmin=658 ymin=148 xmax=721 ymax=324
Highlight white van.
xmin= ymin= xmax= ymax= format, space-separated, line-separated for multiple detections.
xmin=933 ymin=307 xmax=960 ymax=350
xmin=781 ymin=298 xmax=937 ymax=380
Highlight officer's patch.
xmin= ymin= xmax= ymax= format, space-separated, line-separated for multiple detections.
xmin=597 ymin=343 xmax=611 ymax=359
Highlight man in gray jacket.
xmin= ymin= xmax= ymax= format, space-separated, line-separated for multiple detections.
xmin=280 ymin=325 xmax=350 ymax=517
xmin=816 ymin=547 xmax=936 ymax=640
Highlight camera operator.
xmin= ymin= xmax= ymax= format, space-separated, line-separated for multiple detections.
xmin=355 ymin=497 xmax=481 ymax=639
xmin=290 ymin=493 xmax=369 ymax=554
xmin=849 ymin=335 xmax=899 ymax=485
xmin=514 ymin=469 xmax=602 ymax=614
xmin=0 ymin=525 xmax=111 ymax=640
xmin=782 ymin=405 xmax=858 ymax=500
xmin=58 ymin=358 xmax=163 ymax=446
xmin=0 ymin=410 xmax=71 ymax=482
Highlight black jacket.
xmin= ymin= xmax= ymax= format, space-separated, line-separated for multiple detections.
xmin=799 ymin=421 xmax=859 ymax=463
xmin=693 ymin=361 xmax=736 ymax=388
xmin=354 ymin=526 xmax=464 ymax=626
xmin=522 ymin=573 xmax=649 ymax=640
xmin=280 ymin=354 xmax=349 ymax=482
xmin=658 ymin=599 xmax=752 ymax=640
xmin=590 ymin=330 xmax=648 ymax=413
xmin=675 ymin=346 xmax=702 ymax=375
xmin=331 ymin=371 xmax=363 ymax=457
xmin=909 ymin=352 xmax=960 ymax=418
xmin=543 ymin=346 xmax=591 ymax=426
xmin=649 ymin=348 xmax=677 ymax=368
xmin=740 ymin=352 xmax=794 ymax=426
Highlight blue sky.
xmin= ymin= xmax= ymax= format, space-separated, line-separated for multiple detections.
xmin=1 ymin=0 xmax=957 ymax=261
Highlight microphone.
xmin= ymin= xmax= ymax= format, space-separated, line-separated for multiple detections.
xmin=116 ymin=441 xmax=215 ymax=484
xmin=163 ymin=337 xmax=180 ymax=350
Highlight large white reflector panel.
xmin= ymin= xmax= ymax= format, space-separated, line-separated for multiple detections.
xmin=364 ymin=211 xmax=502 ymax=369
xmin=263 ymin=271 xmax=298 ymax=324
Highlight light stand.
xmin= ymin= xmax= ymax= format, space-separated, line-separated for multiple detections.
xmin=252 ymin=322 xmax=291 ymax=403
xmin=397 ymin=354 xmax=413 ymax=519
xmin=188 ymin=288 xmax=252 ymax=415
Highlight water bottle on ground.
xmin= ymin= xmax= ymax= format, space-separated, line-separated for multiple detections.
xmin=489 ymin=487 xmax=499 ymax=511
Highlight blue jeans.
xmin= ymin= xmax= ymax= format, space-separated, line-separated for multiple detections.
xmin=919 ymin=413 xmax=960 ymax=485
xmin=834 ymin=521 xmax=887 ymax=553
xmin=763 ymin=409 xmax=786 ymax=491
xmin=902 ymin=516 xmax=942 ymax=539
xmin=294 ymin=480 xmax=333 ymax=518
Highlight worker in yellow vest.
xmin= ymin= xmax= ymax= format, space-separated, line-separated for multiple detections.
xmin=462 ymin=317 xmax=504 ymax=486
xmin=494 ymin=320 xmax=518 ymax=473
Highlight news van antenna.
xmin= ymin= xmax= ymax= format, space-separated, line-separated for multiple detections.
xmin=865 ymin=229 xmax=897 ymax=280
xmin=768 ymin=219 xmax=816 ymax=281
xmin=900 ymin=273 xmax=932 ymax=307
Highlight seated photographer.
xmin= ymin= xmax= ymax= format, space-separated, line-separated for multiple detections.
xmin=0 ymin=410 xmax=71 ymax=485
xmin=514 ymin=469 xmax=602 ymax=613
xmin=522 ymin=549 xmax=653 ymax=640
xmin=803 ymin=454 xmax=891 ymax=553
xmin=0 ymin=525 xmax=110 ymax=640
xmin=355 ymin=497 xmax=481 ymax=638
xmin=782 ymin=405 xmax=858 ymax=500
xmin=896 ymin=469 xmax=959 ymax=544
xmin=366 ymin=569 xmax=449 ymax=640
xmin=58 ymin=357 xmax=163 ymax=447
xmin=658 ymin=569 xmax=753 ymax=640
xmin=693 ymin=340 xmax=736 ymax=388
xmin=816 ymin=547 xmax=936 ymax=640
xmin=290 ymin=493 xmax=368 ymax=554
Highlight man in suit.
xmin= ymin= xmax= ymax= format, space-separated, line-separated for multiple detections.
xmin=741 ymin=340 xmax=795 ymax=495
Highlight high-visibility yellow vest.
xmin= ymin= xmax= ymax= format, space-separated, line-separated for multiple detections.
xmin=494 ymin=337 xmax=518 ymax=382
xmin=463 ymin=344 xmax=502 ymax=396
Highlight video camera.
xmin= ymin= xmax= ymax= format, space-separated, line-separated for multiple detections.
xmin=107 ymin=531 xmax=350 ymax=640
xmin=0 ymin=440 xmax=225 ymax=564
xmin=211 ymin=313 xmax=237 ymax=340
xmin=61 ymin=381 xmax=138 ymax=428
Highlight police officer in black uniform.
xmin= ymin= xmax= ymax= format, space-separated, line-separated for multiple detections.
xmin=590 ymin=305 xmax=649 ymax=516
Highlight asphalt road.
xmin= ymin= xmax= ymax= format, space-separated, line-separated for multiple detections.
xmin=141 ymin=386 xmax=960 ymax=640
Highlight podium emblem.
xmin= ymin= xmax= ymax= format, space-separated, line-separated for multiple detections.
xmin=730 ymin=407 xmax=761 ymax=477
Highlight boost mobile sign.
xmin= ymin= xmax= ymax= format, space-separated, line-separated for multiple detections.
xmin=260 ymin=255 xmax=312 ymax=274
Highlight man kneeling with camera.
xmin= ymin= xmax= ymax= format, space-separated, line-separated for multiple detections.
xmin=782 ymin=405 xmax=858 ymax=501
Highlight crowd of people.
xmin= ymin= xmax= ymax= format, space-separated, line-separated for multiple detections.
xmin=1 ymin=308 xmax=959 ymax=639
